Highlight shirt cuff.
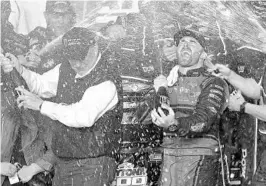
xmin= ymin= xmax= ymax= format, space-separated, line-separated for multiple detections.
xmin=40 ymin=101 xmax=56 ymax=119
xmin=21 ymin=66 xmax=30 ymax=79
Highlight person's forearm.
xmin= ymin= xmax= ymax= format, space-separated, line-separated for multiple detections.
xmin=245 ymin=103 xmax=266 ymax=121
xmin=41 ymin=81 xmax=118 ymax=128
xmin=19 ymin=65 xmax=59 ymax=98
xmin=227 ymin=70 xmax=260 ymax=99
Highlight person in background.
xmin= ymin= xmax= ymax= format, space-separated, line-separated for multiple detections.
xmin=211 ymin=64 xmax=262 ymax=118
xmin=1 ymin=0 xmax=40 ymax=68
xmin=2 ymin=27 xmax=123 ymax=186
xmin=211 ymin=63 xmax=266 ymax=185
xmin=151 ymin=29 xmax=229 ymax=186
xmin=1 ymin=1 xmax=37 ymax=185
xmin=27 ymin=0 xmax=76 ymax=74
xmin=28 ymin=0 xmax=126 ymax=74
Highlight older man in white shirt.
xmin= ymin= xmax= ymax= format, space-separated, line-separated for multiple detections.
xmin=2 ymin=27 xmax=123 ymax=186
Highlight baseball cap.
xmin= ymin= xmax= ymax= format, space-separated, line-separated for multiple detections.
xmin=62 ymin=27 xmax=96 ymax=61
xmin=174 ymin=29 xmax=206 ymax=50
xmin=45 ymin=0 xmax=74 ymax=15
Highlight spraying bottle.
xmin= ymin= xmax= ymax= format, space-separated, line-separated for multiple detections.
xmin=154 ymin=84 xmax=170 ymax=116
xmin=154 ymin=46 xmax=170 ymax=116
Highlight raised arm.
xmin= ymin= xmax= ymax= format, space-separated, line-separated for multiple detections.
xmin=212 ymin=63 xmax=261 ymax=99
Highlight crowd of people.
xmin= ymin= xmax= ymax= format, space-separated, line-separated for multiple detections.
xmin=1 ymin=1 xmax=266 ymax=186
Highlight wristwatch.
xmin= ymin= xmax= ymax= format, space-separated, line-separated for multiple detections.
xmin=168 ymin=119 xmax=179 ymax=132
xmin=240 ymin=101 xmax=247 ymax=114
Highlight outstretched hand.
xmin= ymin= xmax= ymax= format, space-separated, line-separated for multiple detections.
xmin=228 ymin=90 xmax=245 ymax=111
xmin=208 ymin=63 xmax=231 ymax=79
xmin=15 ymin=86 xmax=43 ymax=111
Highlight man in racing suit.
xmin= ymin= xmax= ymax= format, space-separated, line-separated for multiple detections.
xmin=151 ymin=29 xmax=229 ymax=186
xmin=27 ymin=0 xmax=76 ymax=74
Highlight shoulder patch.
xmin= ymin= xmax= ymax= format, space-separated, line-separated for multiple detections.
xmin=209 ymin=93 xmax=222 ymax=102
xmin=210 ymin=89 xmax=224 ymax=96
xmin=191 ymin=122 xmax=205 ymax=132
xmin=201 ymin=77 xmax=216 ymax=89
xmin=208 ymin=106 xmax=217 ymax=114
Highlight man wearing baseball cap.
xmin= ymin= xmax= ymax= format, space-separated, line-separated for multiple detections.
xmin=2 ymin=27 xmax=123 ymax=185
xmin=28 ymin=0 xmax=126 ymax=74
xmin=27 ymin=0 xmax=76 ymax=74
xmin=44 ymin=0 xmax=76 ymax=37
xmin=151 ymin=29 xmax=229 ymax=185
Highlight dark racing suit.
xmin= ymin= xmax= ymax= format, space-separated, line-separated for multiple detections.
xmin=159 ymin=67 xmax=228 ymax=186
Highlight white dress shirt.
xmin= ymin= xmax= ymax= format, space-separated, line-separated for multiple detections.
xmin=21 ymin=58 xmax=118 ymax=128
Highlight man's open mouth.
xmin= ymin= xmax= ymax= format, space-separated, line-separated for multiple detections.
xmin=181 ymin=48 xmax=191 ymax=54
xmin=181 ymin=50 xmax=191 ymax=57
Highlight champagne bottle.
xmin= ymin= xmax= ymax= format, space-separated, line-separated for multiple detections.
xmin=154 ymin=86 xmax=170 ymax=116
xmin=154 ymin=42 xmax=170 ymax=116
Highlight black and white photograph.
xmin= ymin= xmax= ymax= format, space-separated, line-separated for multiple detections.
xmin=1 ymin=0 xmax=266 ymax=185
